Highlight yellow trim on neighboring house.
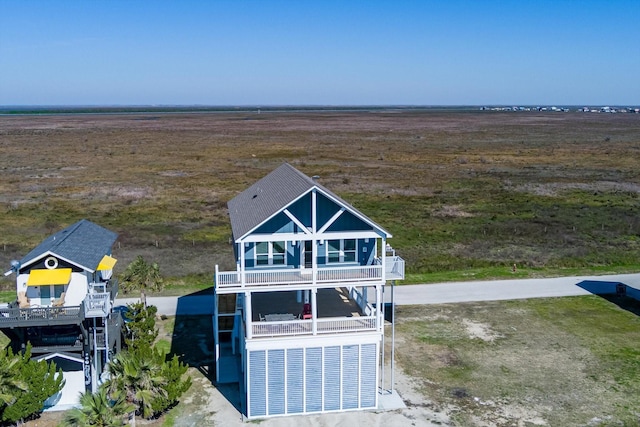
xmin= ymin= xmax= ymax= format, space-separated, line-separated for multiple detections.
xmin=26 ymin=268 xmax=72 ymax=286
xmin=97 ymin=255 xmax=117 ymax=271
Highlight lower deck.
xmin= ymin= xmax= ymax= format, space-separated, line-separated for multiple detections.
xmin=251 ymin=287 xmax=365 ymax=321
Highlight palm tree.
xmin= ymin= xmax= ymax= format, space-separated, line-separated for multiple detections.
xmin=61 ymin=388 xmax=134 ymax=427
xmin=104 ymin=350 xmax=167 ymax=420
xmin=119 ymin=256 xmax=164 ymax=295
xmin=0 ymin=354 xmax=27 ymax=408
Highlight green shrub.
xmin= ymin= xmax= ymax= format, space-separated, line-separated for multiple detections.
xmin=105 ymin=345 xmax=191 ymax=419
xmin=123 ymin=302 xmax=159 ymax=350
xmin=0 ymin=344 xmax=64 ymax=425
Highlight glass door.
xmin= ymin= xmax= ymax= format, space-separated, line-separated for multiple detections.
xmin=40 ymin=285 xmax=51 ymax=306
xmin=303 ymin=241 xmax=313 ymax=269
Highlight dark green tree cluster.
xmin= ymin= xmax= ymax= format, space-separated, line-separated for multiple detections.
xmin=119 ymin=256 xmax=164 ymax=294
xmin=121 ymin=302 xmax=158 ymax=349
xmin=62 ymin=304 xmax=191 ymax=426
xmin=0 ymin=345 xmax=64 ymax=425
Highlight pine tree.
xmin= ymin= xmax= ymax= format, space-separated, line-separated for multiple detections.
xmin=122 ymin=302 xmax=158 ymax=350
xmin=0 ymin=352 xmax=28 ymax=409
xmin=151 ymin=353 xmax=192 ymax=414
xmin=0 ymin=345 xmax=64 ymax=424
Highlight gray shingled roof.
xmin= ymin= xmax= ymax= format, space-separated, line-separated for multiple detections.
xmin=227 ymin=163 xmax=389 ymax=240
xmin=19 ymin=219 xmax=118 ymax=272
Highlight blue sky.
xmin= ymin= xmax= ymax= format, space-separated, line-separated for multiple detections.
xmin=1 ymin=1 xmax=638 ymax=106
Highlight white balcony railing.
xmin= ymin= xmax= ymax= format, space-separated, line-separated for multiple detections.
xmin=216 ymin=264 xmax=381 ymax=290
xmin=216 ymin=257 xmax=404 ymax=291
xmin=84 ymin=293 xmax=111 ymax=318
xmin=251 ymin=316 xmax=377 ymax=338
xmin=384 ymin=256 xmax=405 ymax=280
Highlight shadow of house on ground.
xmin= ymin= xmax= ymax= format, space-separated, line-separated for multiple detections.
xmin=169 ymin=287 xmax=244 ymax=415
xmin=577 ymin=280 xmax=640 ymax=317
xmin=170 ymin=287 xmax=215 ymax=372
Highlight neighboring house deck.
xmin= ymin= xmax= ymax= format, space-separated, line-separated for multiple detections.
xmin=2 ymin=219 xmax=123 ymax=407
xmin=213 ymin=163 xmax=404 ymax=419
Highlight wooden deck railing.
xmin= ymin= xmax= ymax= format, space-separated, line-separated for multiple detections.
xmin=251 ymin=316 xmax=377 ymax=338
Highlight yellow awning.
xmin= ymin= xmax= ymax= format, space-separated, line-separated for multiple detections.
xmin=97 ymin=255 xmax=117 ymax=271
xmin=27 ymin=268 xmax=72 ymax=286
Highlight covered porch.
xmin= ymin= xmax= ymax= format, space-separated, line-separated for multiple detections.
xmin=244 ymin=286 xmax=380 ymax=338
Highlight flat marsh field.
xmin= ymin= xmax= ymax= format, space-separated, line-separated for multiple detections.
xmin=1 ymin=110 xmax=639 ymax=289
xmin=2 ymin=111 xmax=639 ymax=425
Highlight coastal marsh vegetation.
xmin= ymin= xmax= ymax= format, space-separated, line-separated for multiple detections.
xmin=0 ymin=111 xmax=639 ymax=290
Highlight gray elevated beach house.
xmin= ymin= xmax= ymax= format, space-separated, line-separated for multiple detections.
xmin=2 ymin=219 xmax=123 ymax=408
xmin=213 ymin=163 xmax=405 ymax=419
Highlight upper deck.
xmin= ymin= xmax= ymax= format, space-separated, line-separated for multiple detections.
xmin=0 ymin=281 xmax=118 ymax=328
xmin=215 ymin=256 xmax=404 ymax=294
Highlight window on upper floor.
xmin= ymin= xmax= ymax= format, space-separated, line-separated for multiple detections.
xmin=256 ymin=241 xmax=286 ymax=266
xmin=327 ymin=239 xmax=357 ymax=263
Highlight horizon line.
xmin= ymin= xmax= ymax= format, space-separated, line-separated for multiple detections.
xmin=1 ymin=103 xmax=638 ymax=109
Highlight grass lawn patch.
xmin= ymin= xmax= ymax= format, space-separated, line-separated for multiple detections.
xmin=395 ymin=296 xmax=640 ymax=426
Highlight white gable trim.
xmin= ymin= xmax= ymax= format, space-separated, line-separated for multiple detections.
xmin=35 ymin=352 xmax=84 ymax=364
xmin=235 ymin=188 xmax=315 ymax=242
xmin=315 ymin=188 xmax=392 ymax=238
xmin=235 ymin=186 xmax=391 ymax=243
xmin=318 ymin=207 xmax=346 ymax=234
xmin=19 ymin=251 xmax=95 ymax=274
xmin=283 ymin=209 xmax=312 ymax=235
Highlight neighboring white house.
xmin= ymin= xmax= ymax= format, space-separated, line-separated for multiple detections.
xmin=213 ymin=163 xmax=405 ymax=419
xmin=1 ymin=219 xmax=123 ymax=407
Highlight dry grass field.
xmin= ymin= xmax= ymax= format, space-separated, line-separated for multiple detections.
xmin=1 ymin=110 xmax=639 ymax=290
xmin=3 ymin=110 xmax=639 ymax=426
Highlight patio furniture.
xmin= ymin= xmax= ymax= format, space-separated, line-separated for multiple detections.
xmin=264 ymin=313 xmax=296 ymax=322
xmin=302 ymin=303 xmax=312 ymax=319
xmin=17 ymin=292 xmax=30 ymax=309
xmin=52 ymin=292 xmax=66 ymax=307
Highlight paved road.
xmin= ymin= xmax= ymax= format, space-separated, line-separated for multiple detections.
xmin=389 ymin=273 xmax=640 ymax=305
xmin=115 ymin=273 xmax=640 ymax=316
